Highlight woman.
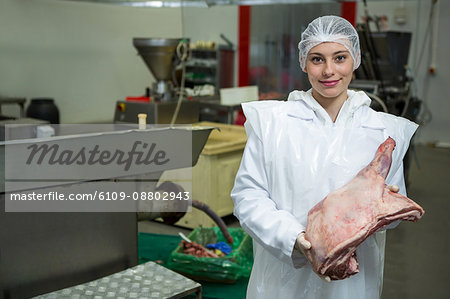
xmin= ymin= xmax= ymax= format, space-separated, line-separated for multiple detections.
xmin=231 ymin=16 xmax=418 ymax=299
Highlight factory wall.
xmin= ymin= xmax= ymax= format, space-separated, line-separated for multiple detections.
xmin=357 ymin=0 xmax=450 ymax=144
xmin=1 ymin=0 xmax=448 ymax=144
xmin=0 ymin=0 xmax=183 ymax=123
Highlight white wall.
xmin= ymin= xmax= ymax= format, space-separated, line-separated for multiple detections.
xmin=357 ymin=0 xmax=450 ymax=144
xmin=182 ymin=6 xmax=238 ymax=46
xmin=0 ymin=0 xmax=183 ymax=123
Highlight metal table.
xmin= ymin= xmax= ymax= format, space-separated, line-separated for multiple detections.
xmin=34 ymin=261 xmax=202 ymax=299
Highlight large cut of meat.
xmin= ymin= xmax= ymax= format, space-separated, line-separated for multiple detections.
xmin=304 ymin=137 xmax=425 ymax=280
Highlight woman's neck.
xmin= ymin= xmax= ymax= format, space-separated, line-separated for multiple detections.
xmin=311 ymin=90 xmax=348 ymax=123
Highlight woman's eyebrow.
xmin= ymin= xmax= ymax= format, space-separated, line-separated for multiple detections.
xmin=308 ymin=52 xmax=324 ymax=56
xmin=308 ymin=50 xmax=349 ymax=56
xmin=333 ymin=50 xmax=349 ymax=55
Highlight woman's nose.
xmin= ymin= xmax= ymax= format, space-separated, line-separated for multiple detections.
xmin=322 ymin=61 xmax=334 ymax=76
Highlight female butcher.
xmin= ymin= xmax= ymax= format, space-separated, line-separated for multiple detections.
xmin=231 ymin=15 xmax=418 ymax=299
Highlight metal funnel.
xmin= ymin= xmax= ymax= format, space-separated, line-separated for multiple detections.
xmin=133 ymin=38 xmax=181 ymax=81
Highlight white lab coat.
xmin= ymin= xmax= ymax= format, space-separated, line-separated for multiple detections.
xmin=231 ymin=89 xmax=418 ymax=299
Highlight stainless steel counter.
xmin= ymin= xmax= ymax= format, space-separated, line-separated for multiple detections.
xmin=34 ymin=261 xmax=201 ymax=299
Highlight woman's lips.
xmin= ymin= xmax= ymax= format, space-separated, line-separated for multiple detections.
xmin=319 ymin=79 xmax=340 ymax=87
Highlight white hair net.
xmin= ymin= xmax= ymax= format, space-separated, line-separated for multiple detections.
xmin=298 ymin=15 xmax=361 ymax=71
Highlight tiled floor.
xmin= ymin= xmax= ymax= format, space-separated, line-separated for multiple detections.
xmin=382 ymin=144 xmax=449 ymax=298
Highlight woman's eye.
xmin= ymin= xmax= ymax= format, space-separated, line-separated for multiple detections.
xmin=311 ymin=57 xmax=323 ymax=63
xmin=335 ymin=55 xmax=346 ymax=62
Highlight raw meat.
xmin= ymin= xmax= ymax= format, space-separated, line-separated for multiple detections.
xmin=304 ymin=137 xmax=425 ymax=280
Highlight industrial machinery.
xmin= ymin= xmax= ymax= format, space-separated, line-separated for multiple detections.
xmin=1 ymin=36 xmax=236 ymax=297
xmin=0 ymin=123 xmax=214 ymax=298
xmin=352 ymin=25 xmax=421 ymax=122
xmin=114 ymin=38 xmax=199 ymax=125
xmin=133 ymin=38 xmax=184 ymax=102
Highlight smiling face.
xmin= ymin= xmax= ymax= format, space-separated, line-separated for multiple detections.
xmin=303 ymin=42 xmax=354 ymax=105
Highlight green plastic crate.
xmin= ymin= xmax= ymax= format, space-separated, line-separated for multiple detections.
xmin=167 ymin=227 xmax=253 ymax=283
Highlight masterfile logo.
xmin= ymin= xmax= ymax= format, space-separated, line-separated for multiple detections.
xmin=25 ymin=141 xmax=170 ymax=171
xmin=3 ymin=124 xmax=193 ymax=213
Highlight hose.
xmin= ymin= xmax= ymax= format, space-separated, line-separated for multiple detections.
xmin=170 ymin=39 xmax=190 ymax=126
xmin=140 ymin=181 xmax=234 ymax=244
xmin=364 ymin=91 xmax=389 ymax=113
xmin=192 ymin=200 xmax=234 ymax=244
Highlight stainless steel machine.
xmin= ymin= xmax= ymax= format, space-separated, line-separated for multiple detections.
xmin=1 ymin=36 xmax=239 ymax=299
xmin=114 ymin=38 xmax=199 ymax=125
xmin=0 ymin=124 xmax=214 ymax=298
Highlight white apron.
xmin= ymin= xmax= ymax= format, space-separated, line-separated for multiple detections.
xmin=231 ymin=90 xmax=418 ymax=299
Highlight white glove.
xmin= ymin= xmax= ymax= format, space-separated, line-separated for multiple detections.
xmin=296 ymin=232 xmax=331 ymax=282
xmin=387 ymin=184 xmax=400 ymax=192
xmin=295 ymin=232 xmax=311 ymax=254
